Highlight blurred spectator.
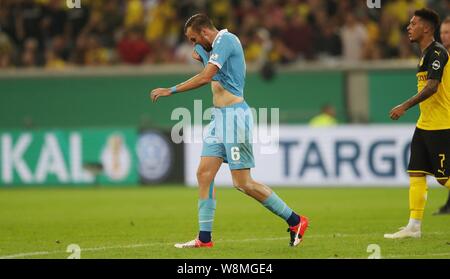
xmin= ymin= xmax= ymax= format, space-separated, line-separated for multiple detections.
xmin=270 ymin=30 xmax=297 ymax=64
xmin=243 ymin=30 xmax=264 ymax=63
xmin=361 ymin=13 xmax=382 ymax=60
xmin=314 ymin=23 xmax=342 ymax=60
xmin=378 ymin=10 xmax=402 ymax=58
xmin=84 ymin=35 xmax=110 ymax=66
xmin=41 ymin=0 xmax=67 ymax=41
xmin=234 ymin=0 xmax=259 ymax=28
xmin=0 ymin=0 xmax=449 ymax=68
xmin=0 ymin=1 xmax=16 ymax=43
xmin=385 ymin=0 xmax=425 ymax=27
xmin=51 ymin=35 xmax=70 ymax=61
xmin=0 ymin=32 xmax=13 ymax=67
xmin=45 ymin=49 xmax=66 ymax=69
xmin=70 ymin=34 xmax=88 ymax=65
xmin=309 ymin=104 xmax=338 ymax=127
xmin=125 ymin=0 xmax=144 ymax=28
xmin=81 ymin=7 xmax=120 ymax=48
xmin=207 ymin=0 xmax=233 ymax=30
xmin=261 ymin=0 xmax=286 ymax=31
xmin=340 ymin=14 xmax=368 ymax=61
xmin=281 ymin=15 xmax=314 ymax=60
xmin=145 ymin=0 xmax=178 ymax=46
xmin=66 ymin=2 xmax=90 ymax=41
xmin=20 ymin=38 xmax=43 ymax=67
xmin=174 ymin=41 xmax=196 ymax=64
xmin=117 ymin=27 xmax=151 ymax=64
xmin=14 ymin=0 xmax=45 ymax=47
xmin=101 ymin=0 xmax=123 ymax=47
xmin=429 ymin=0 xmax=450 ymax=21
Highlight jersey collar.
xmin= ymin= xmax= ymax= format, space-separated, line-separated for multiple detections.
xmin=212 ymin=29 xmax=228 ymax=48
xmin=422 ymin=40 xmax=436 ymax=55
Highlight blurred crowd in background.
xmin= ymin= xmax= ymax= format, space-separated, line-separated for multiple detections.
xmin=0 ymin=0 xmax=449 ymax=68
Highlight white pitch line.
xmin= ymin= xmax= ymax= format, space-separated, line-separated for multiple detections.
xmin=0 ymin=242 xmax=168 ymax=259
xmin=0 ymin=251 xmax=51 ymax=259
xmin=0 ymin=236 xmax=325 ymax=259
xmin=0 ymin=234 xmax=346 ymax=258
xmin=0 ymin=232 xmax=448 ymax=259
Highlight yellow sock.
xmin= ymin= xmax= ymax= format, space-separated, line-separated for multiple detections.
xmin=409 ymin=176 xmax=427 ymax=220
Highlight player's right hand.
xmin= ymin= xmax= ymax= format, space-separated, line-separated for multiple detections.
xmin=150 ymin=88 xmax=171 ymax=103
xmin=389 ymin=104 xmax=406 ymax=120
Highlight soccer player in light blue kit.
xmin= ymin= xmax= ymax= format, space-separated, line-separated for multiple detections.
xmin=150 ymin=14 xmax=309 ymax=248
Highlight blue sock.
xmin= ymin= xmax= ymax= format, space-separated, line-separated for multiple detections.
xmin=262 ymin=192 xmax=296 ymax=226
xmin=198 ymin=181 xmax=216 ymax=243
xmin=287 ymin=212 xmax=301 ymax=227
xmin=198 ymin=231 xmax=211 ymax=243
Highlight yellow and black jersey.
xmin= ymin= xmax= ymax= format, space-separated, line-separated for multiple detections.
xmin=416 ymin=41 xmax=450 ymax=130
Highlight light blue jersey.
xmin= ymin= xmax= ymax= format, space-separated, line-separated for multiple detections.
xmin=195 ymin=29 xmax=246 ymax=97
xmin=194 ymin=30 xmax=254 ymax=170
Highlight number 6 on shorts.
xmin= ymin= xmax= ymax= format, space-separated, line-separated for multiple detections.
xmin=231 ymin=146 xmax=240 ymax=161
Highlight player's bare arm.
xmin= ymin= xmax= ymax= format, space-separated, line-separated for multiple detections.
xmin=150 ymin=63 xmax=218 ymax=103
xmin=390 ymin=79 xmax=439 ymax=120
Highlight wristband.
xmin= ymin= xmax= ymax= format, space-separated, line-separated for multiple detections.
xmin=170 ymin=86 xmax=178 ymax=94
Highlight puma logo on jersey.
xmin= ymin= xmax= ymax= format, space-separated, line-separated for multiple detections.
xmin=419 ymin=57 xmax=424 ymax=66
xmin=438 ymin=169 xmax=446 ymax=176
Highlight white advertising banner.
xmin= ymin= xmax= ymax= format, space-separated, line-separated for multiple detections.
xmin=184 ymin=125 xmax=441 ymax=187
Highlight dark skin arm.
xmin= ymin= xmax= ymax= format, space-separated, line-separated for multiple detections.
xmin=390 ymin=79 xmax=440 ymax=120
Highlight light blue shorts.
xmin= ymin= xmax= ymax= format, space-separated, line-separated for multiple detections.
xmin=201 ymin=101 xmax=255 ymax=170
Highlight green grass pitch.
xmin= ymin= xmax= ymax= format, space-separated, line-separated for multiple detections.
xmin=0 ymin=186 xmax=449 ymax=259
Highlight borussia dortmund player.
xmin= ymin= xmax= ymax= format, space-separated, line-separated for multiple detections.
xmin=434 ymin=16 xmax=450 ymax=215
xmin=385 ymin=9 xmax=450 ymax=239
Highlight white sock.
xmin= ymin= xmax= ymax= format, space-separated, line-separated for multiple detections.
xmin=406 ymin=218 xmax=421 ymax=231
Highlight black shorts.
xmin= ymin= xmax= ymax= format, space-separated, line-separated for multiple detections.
xmin=408 ymin=127 xmax=450 ymax=179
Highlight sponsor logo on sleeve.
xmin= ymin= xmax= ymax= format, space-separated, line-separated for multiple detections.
xmin=432 ymin=60 xmax=441 ymax=70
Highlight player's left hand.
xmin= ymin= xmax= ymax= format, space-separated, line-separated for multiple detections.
xmin=389 ymin=104 xmax=406 ymax=120
xmin=150 ymin=88 xmax=171 ymax=103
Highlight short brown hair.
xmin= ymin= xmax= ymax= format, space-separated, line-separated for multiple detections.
xmin=184 ymin=14 xmax=215 ymax=34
